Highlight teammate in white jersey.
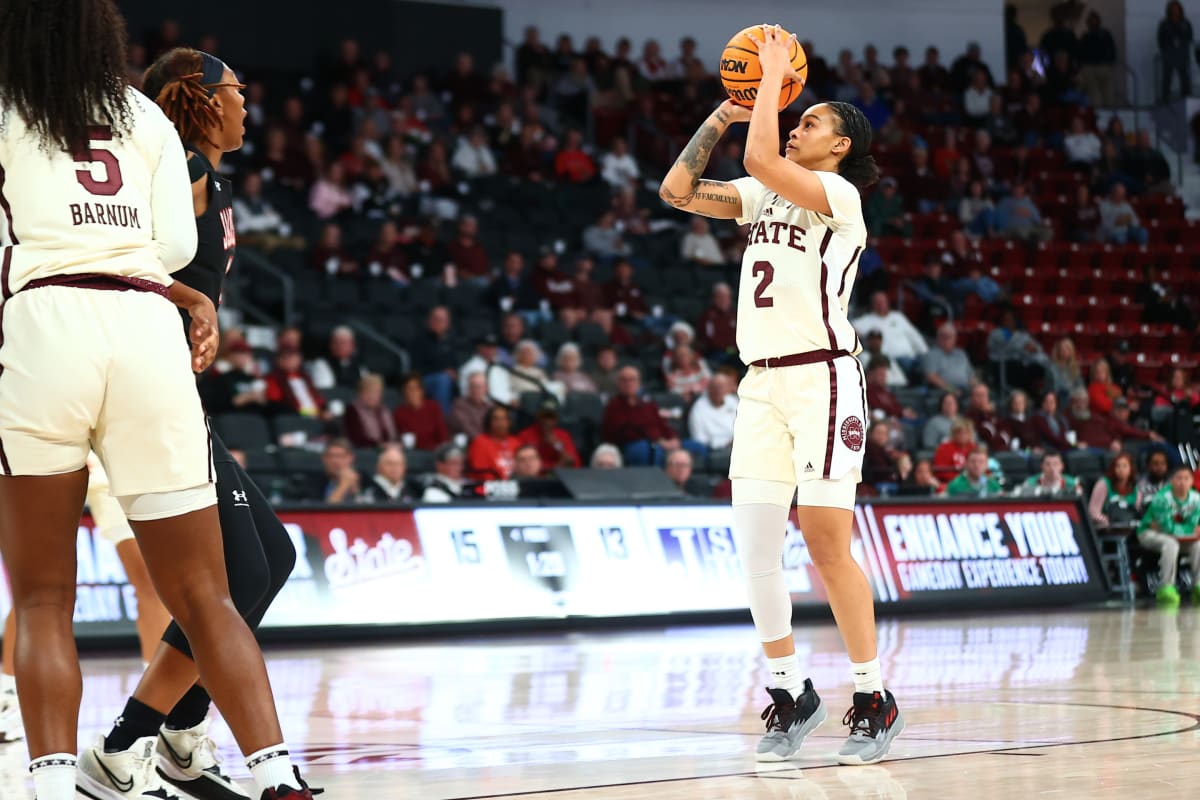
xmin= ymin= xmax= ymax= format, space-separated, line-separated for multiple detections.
xmin=0 ymin=2 xmax=307 ymax=799
xmin=660 ymin=25 xmax=902 ymax=765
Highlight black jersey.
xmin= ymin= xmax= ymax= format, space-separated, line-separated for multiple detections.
xmin=174 ymin=145 xmax=235 ymax=331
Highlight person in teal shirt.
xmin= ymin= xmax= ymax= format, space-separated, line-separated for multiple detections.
xmin=1014 ymin=451 xmax=1082 ymax=498
xmin=1138 ymin=466 xmax=1200 ymax=606
xmin=946 ymin=446 xmax=1002 ymax=497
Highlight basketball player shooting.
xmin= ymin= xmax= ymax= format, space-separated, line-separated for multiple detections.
xmin=658 ymin=24 xmax=903 ymax=764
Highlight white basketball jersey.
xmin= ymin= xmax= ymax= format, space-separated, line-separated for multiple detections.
xmin=0 ymin=87 xmax=196 ymax=296
xmin=731 ymin=171 xmax=866 ymax=363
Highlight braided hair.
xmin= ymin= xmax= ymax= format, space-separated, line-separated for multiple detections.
xmin=0 ymin=0 xmax=133 ymax=151
xmin=824 ymin=101 xmax=882 ymax=189
xmin=142 ymin=48 xmax=224 ymax=147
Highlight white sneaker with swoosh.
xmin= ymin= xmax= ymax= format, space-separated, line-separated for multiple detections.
xmin=78 ymin=736 xmax=182 ymax=800
xmin=157 ymin=720 xmax=250 ymax=800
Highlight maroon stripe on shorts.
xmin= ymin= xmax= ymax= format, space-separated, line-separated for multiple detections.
xmin=204 ymin=416 xmax=214 ymax=483
xmin=854 ymin=355 xmax=868 ymax=425
xmin=0 ymin=247 xmax=11 ymax=302
xmin=823 ymin=360 xmax=838 ymax=479
xmin=0 ymin=163 xmax=16 ymax=300
xmin=0 ymin=302 xmax=10 ymax=475
xmin=818 ymin=229 xmax=836 ymax=350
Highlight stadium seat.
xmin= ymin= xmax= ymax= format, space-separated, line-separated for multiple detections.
xmin=1066 ymin=450 xmax=1104 ymax=481
xmin=705 ymin=447 xmax=732 ymax=476
xmin=405 ymin=449 xmax=435 ymax=475
xmin=278 ymin=447 xmax=323 ymax=474
xmin=214 ymin=413 xmax=272 ymax=450
xmin=272 ymin=414 xmax=326 ymax=445
xmin=564 ymin=391 xmax=605 ymax=426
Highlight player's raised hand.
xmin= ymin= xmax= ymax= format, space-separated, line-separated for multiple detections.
xmin=750 ymin=24 xmax=801 ymax=81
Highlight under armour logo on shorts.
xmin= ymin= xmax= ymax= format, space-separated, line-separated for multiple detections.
xmin=232 ymin=490 xmax=249 ymax=504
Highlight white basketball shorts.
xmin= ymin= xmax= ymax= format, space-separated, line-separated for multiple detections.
xmin=729 ymin=354 xmax=867 ymax=508
xmin=0 ymin=285 xmax=212 ymax=498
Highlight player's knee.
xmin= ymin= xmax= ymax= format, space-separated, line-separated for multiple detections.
xmin=731 ymin=478 xmax=794 ymax=507
xmin=227 ymin=559 xmax=271 ymax=617
xmin=14 ymin=585 xmax=77 ymax=614
xmin=1160 ymin=539 xmax=1180 ymax=560
xmin=806 ymin=538 xmax=853 ymax=572
xmin=117 ymin=484 xmax=216 ymax=521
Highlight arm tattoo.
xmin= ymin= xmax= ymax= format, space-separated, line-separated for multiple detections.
xmin=662 ymin=118 xmax=724 ymax=207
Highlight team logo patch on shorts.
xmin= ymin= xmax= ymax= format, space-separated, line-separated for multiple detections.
xmin=840 ymin=416 xmax=865 ymax=451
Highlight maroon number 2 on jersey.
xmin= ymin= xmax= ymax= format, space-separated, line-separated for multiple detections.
xmin=752 ymin=260 xmax=775 ymax=308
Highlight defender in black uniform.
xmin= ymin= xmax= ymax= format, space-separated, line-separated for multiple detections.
xmin=83 ymin=50 xmax=314 ymax=800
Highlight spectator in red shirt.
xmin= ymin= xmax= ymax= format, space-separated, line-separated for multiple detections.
xmin=392 ymin=373 xmax=450 ymax=451
xmin=572 ymin=255 xmax=606 ymax=314
xmin=933 ymin=419 xmax=977 ymax=482
xmin=1065 ymin=387 xmax=1126 ymax=452
xmin=965 ymin=382 xmax=1012 ymax=452
xmin=311 ymin=222 xmax=358 ymax=277
xmin=344 ymin=374 xmax=398 ymax=449
xmin=863 ymin=421 xmax=904 ymax=491
xmin=603 ymin=259 xmax=649 ymax=322
xmin=517 ymin=401 xmax=582 ymax=473
xmin=1087 ymin=358 xmax=1122 ymax=415
xmin=697 ymin=282 xmax=737 ymax=363
xmin=364 ymin=221 xmax=409 ymax=283
xmin=266 ymin=346 xmax=329 ymax=418
xmin=467 ymin=406 xmax=521 ymax=480
xmin=602 ymin=366 xmax=704 ymax=466
xmin=1034 ymin=390 xmax=1075 ymax=450
xmin=531 ymin=250 xmax=585 ymax=328
xmin=866 ymin=357 xmax=919 ymax=422
xmin=446 ymin=215 xmax=491 ymax=284
xmin=899 ymin=145 xmax=942 ymax=212
xmin=505 ymin=123 xmax=547 ymax=181
xmin=554 ymin=129 xmax=597 ymax=182
xmin=1001 ymin=389 xmax=1041 ymax=453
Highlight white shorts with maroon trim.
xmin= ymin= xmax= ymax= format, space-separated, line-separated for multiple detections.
xmin=729 ymin=355 xmax=867 ymax=505
xmin=0 ymin=286 xmax=212 ymax=497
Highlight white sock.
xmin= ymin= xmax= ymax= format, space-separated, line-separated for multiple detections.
xmin=850 ymin=657 xmax=885 ymax=694
xmin=766 ymin=654 xmax=806 ymax=697
xmin=0 ymin=672 xmax=15 ymax=694
xmin=246 ymin=746 xmax=300 ymax=793
xmin=29 ymin=753 xmax=76 ymax=800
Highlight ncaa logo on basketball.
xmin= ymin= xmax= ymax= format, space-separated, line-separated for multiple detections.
xmin=840 ymin=417 xmax=865 ymax=451
xmin=720 ymin=58 xmax=749 ymax=74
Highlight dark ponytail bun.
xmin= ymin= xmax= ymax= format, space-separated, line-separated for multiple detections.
xmin=825 ymin=101 xmax=882 ymax=189
xmin=839 ymin=153 xmax=882 ymax=189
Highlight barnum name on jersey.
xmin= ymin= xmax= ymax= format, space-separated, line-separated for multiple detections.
xmin=69 ymin=202 xmax=141 ymax=229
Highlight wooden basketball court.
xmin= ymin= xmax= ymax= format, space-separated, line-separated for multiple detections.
xmin=2 ymin=606 xmax=1197 ymax=798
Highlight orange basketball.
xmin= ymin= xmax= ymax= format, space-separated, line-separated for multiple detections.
xmin=719 ymin=25 xmax=807 ymax=110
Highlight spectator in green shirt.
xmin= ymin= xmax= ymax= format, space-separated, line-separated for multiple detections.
xmin=1137 ymin=466 xmax=1200 ymax=607
xmin=1013 ymin=451 xmax=1082 ymax=498
xmin=946 ymin=446 xmax=1002 ymax=497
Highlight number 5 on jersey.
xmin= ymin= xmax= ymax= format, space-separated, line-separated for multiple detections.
xmin=73 ymin=125 xmax=124 ymax=196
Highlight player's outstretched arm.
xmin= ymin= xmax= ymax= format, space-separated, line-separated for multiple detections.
xmin=658 ymin=100 xmax=749 ymax=219
xmin=743 ymin=26 xmax=833 ymax=216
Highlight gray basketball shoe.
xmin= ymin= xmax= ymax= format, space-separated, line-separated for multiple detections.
xmin=836 ymin=690 xmax=904 ymax=765
xmin=756 ymin=678 xmax=827 ymax=761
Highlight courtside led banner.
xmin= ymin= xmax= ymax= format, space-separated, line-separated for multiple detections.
xmin=0 ymin=499 xmax=1107 ymax=638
